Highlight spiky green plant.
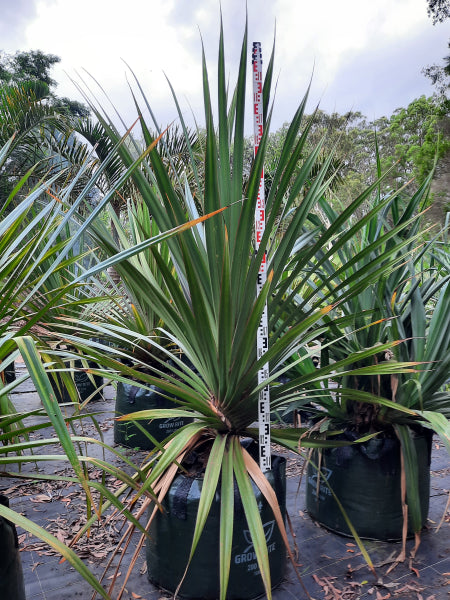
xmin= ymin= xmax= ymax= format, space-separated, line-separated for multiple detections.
xmin=54 ymin=17 xmax=448 ymax=599
xmin=83 ymin=196 xmax=175 ymax=362
xmin=283 ymin=177 xmax=450 ymax=550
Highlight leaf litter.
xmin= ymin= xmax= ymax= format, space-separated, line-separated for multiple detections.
xmin=10 ymin=466 xmax=126 ymax=564
xmin=312 ymin=573 xmax=437 ymax=600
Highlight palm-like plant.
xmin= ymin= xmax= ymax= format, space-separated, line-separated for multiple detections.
xmin=304 ymin=188 xmax=450 ymax=425
xmin=0 ymin=80 xmax=92 ymax=202
xmin=56 ymin=18 xmax=445 ymax=600
xmin=287 ymin=181 xmax=450 ymax=546
xmin=89 ymin=196 xmax=173 ymax=348
xmin=73 ymin=114 xmax=202 ymax=220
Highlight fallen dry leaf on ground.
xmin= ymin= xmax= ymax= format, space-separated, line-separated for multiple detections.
xmin=30 ymin=494 xmax=52 ymax=503
xmin=313 ymin=573 xmax=363 ymax=599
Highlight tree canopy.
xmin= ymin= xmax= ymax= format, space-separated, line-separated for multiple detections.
xmin=426 ymin=0 xmax=450 ymax=23
xmin=0 ymin=49 xmax=89 ymax=118
xmin=0 ymin=49 xmax=60 ymax=87
xmin=423 ymin=42 xmax=450 ymax=98
xmin=0 ymin=49 xmax=93 ymax=207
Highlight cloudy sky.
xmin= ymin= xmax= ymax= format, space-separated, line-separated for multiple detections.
xmin=1 ymin=0 xmax=448 ymax=132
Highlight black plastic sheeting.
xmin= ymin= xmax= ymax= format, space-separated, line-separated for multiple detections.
xmin=146 ymin=449 xmax=287 ymax=599
xmin=306 ymin=430 xmax=432 ymax=540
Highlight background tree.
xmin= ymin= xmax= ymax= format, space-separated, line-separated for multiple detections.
xmin=423 ymin=0 xmax=450 ymax=98
xmin=379 ymin=95 xmax=450 ymax=186
xmin=0 ymin=49 xmax=60 ymax=86
xmin=423 ymin=42 xmax=450 ymax=98
xmin=0 ymin=51 xmax=93 ymax=210
xmin=423 ymin=1 xmax=450 ymax=227
xmin=256 ymin=96 xmax=449 ymax=228
xmin=0 ymin=49 xmax=89 ymax=117
xmin=426 ymin=0 xmax=450 ymax=23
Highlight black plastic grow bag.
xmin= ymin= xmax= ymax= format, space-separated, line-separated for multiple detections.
xmin=146 ymin=452 xmax=287 ymax=599
xmin=114 ymin=381 xmax=193 ymax=450
xmin=0 ymin=494 xmax=26 ymax=600
xmin=51 ymin=360 xmax=103 ymax=403
xmin=306 ymin=430 xmax=432 ymax=540
xmin=3 ymin=361 xmax=16 ymax=385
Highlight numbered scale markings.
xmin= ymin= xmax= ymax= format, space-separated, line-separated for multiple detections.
xmin=252 ymin=41 xmax=271 ymax=472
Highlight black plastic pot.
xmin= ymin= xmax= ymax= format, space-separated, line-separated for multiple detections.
xmin=51 ymin=360 xmax=103 ymax=404
xmin=0 ymin=494 xmax=26 ymax=600
xmin=270 ymin=407 xmax=295 ymax=424
xmin=114 ymin=382 xmax=193 ymax=450
xmin=270 ymin=374 xmax=314 ymax=425
xmin=306 ymin=430 xmax=432 ymax=540
xmin=72 ymin=364 xmax=103 ymax=401
xmin=3 ymin=361 xmax=16 ymax=385
xmin=146 ymin=451 xmax=286 ymax=599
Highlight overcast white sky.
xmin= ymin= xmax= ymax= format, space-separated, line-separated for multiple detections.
xmin=1 ymin=0 xmax=448 ymax=132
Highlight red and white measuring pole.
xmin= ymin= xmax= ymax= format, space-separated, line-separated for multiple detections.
xmin=252 ymin=41 xmax=271 ymax=473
